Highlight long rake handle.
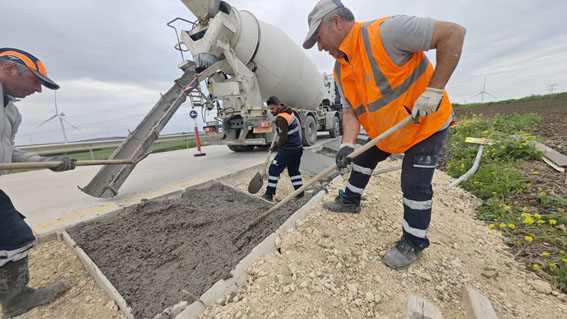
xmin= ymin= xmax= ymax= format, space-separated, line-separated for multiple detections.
xmin=0 ymin=159 xmax=134 ymax=170
xmin=235 ymin=115 xmax=413 ymax=240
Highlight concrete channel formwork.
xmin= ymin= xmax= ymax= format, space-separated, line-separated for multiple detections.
xmin=58 ymin=163 xmax=340 ymax=319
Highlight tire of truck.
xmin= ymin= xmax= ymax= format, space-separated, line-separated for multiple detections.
xmin=328 ymin=115 xmax=341 ymax=138
xmin=227 ymin=145 xmax=256 ymax=152
xmin=302 ymin=115 xmax=318 ymax=146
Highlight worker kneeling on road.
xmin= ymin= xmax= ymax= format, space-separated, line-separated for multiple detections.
xmin=261 ymin=96 xmax=304 ymax=202
xmin=0 ymin=48 xmax=75 ymax=318
xmin=303 ymin=1 xmax=465 ymax=269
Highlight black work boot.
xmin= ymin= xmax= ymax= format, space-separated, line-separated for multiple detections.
xmin=3 ymin=281 xmax=71 ymax=319
xmin=322 ymin=194 xmax=361 ymax=213
xmin=1 ymin=258 xmax=70 ymax=319
xmin=261 ymin=193 xmax=274 ymax=202
xmin=383 ymin=237 xmax=423 ymax=269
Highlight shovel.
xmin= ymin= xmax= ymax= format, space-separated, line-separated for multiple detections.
xmin=234 ymin=115 xmax=413 ymax=244
xmin=247 ymin=132 xmax=278 ymax=194
xmin=0 ymin=159 xmax=134 ymax=170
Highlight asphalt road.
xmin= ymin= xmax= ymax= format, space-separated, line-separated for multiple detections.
xmin=0 ymin=135 xmax=335 ymax=236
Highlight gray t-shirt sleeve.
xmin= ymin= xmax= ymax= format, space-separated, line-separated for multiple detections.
xmin=379 ymin=15 xmax=435 ymax=66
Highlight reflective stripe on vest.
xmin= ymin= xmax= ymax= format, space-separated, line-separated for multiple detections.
xmin=277 ymin=112 xmax=302 ymax=147
xmin=333 ymin=19 xmax=452 ymax=154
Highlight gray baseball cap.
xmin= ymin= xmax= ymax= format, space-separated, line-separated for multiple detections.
xmin=303 ymin=0 xmax=344 ymax=49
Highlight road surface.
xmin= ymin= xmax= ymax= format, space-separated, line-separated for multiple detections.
xmin=0 ymin=145 xmax=267 ymax=235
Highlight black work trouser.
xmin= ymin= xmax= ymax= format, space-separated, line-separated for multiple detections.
xmin=266 ymin=148 xmax=303 ymax=195
xmin=343 ymin=128 xmax=448 ymax=250
xmin=0 ymin=190 xmax=35 ymax=252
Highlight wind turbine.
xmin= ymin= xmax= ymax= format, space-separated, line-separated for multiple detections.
xmin=37 ymin=91 xmax=79 ymax=144
xmin=471 ymin=76 xmax=497 ymax=103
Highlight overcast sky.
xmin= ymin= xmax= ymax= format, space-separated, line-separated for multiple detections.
xmin=3 ymin=0 xmax=566 ymax=145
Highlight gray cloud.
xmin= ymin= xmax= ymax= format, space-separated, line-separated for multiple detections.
xmin=3 ymin=0 xmax=566 ymax=144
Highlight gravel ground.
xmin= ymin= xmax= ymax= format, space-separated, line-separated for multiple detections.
xmin=4 ymin=238 xmax=125 ymax=319
xmin=200 ymin=160 xmax=567 ymax=319
xmin=5 ymin=160 xmax=566 ymax=318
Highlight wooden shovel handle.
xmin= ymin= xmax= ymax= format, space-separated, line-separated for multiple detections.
xmin=0 ymin=159 xmax=133 ymax=170
xmin=234 ymin=115 xmax=413 ymax=242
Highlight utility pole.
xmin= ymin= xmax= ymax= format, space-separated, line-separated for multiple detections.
xmin=547 ymin=84 xmax=557 ymax=94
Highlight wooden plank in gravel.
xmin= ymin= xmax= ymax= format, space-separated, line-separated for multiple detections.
xmin=405 ymin=295 xmax=442 ymax=319
xmin=462 ymin=286 xmax=498 ymax=319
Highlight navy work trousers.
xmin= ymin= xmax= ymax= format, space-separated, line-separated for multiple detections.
xmin=343 ymin=128 xmax=448 ymax=250
xmin=0 ymin=190 xmax=35 ymax=252
xmin=266 ymin=148 xmax=303 ymax=196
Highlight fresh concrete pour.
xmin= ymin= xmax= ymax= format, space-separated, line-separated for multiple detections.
xmin=67 ymin=181 xmax=311 ymax=318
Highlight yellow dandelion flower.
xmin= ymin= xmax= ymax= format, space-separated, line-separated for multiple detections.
xmin=500 ymin=146 xmax=506 ymax=150
xmin=521 ymin=213 xmax=530 ymax=218
xmin=508 ymin=224 xmax=516 ymax=230
xmin=542 ymin=252 xmax=550 ymax=257
xmin=499 ymin=223 xmax=506 ymax=228
xmin=533 ymin=264 xmax=540 ymax=270
xmin=550 ymin=220 xmax=557 ymax=225
xmin=562 ymin=259 xmax=567 ymax=263
xmin=504 ymin=206 xmax=511 ymax=211
xmin=561 ymin=251 xmax=565 ymax=255
xmin=538 ymin=220 xmax=546 ymax=225
xmin=523 ymin=216 xmax=534 ymax=225
xmin=489 ymin=224 xmax=495 ymax=229
xmin=540 ymin=192 xmax=547 ymax=196
xmin=534 ymin=213 xmax=541 ymax=219
xmin=532 ymin=171 xmax=540 ymax=175
xmin=525 ymin=236 xmax=533 ymax=242
xmin=491 ymin=230 xmax=496 ymax=235
xmin=550 ymin=264 xmax=558 ymax=270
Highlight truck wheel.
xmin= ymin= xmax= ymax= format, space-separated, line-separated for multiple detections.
xmin=328 ymin=115 xmax=340 ymax=138
xmin=302 ymin=116 xmax=318 ymax=146
xmin=227 ymin=145 xmax=255 ymax=152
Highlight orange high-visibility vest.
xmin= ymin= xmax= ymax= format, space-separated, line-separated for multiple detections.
xmin=276 ymin=112 xmax=302 ymax=147
xmin=334 ymin=18 xmax=452 ymax=154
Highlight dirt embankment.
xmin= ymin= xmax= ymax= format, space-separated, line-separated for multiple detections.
xmin=454 ymin=97 xmax=567 ymax=155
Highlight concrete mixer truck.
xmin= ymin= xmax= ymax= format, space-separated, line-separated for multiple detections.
xmin=80 ymin=0 xmax=343 ymax=198
xmin=175 ymin=0 xmax=343 ymax=151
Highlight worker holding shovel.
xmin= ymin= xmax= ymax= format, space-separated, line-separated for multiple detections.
xmin=0 ymin=48 xmax=73 ymax=318
xmin=260 ymin=96 xmax=305 ymax=202
xmin=303 ymin=0 xmax=465 ymax=269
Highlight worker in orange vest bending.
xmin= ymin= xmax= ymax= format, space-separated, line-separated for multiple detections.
xmin=303 ymin=0 xmax=465 ymax=269
xmin=261 ymin=96 xmax=304 ymax=202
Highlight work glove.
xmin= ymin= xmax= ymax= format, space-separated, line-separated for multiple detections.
xmin=336 ymin=143 xmax=355 ymax=169
xmin=411 ymin=87 xmax=444 ymax=123
xmin=47 ymin=157 xmax=76 ymax=172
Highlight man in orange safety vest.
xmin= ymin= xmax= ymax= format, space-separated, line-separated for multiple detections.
xmin=303 ymin=0 xmax=465 ymax=269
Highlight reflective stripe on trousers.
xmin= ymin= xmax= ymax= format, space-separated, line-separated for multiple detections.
xmin=266 ymin=148 xmax=303 ymax=196
xmin=344 ymin=128 xmax=448 ymax=250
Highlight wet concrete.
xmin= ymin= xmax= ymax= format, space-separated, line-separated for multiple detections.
xmin=67 ymin=181 xmax=311 ymax=319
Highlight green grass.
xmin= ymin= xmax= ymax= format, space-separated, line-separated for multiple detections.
xmin=444 ymin=112 xmax=567 ymax=292
xmin=453 ymin=91 xmax=567 ymax=109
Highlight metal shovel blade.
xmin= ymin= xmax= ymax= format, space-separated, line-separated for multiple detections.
xmin=247 ymin=172 xmax=264 ymax=194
